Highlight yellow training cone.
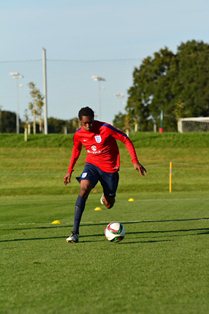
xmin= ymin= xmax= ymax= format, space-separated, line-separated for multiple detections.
xmin=51 ymin=220 xmax=61 ymax=225
xmin=94 ymin=207 xmax=102 ymax=211
xmin=128 ymin=198 xmax=134 ymax=202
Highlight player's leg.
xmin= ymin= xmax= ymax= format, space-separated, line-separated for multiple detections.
xmin=66 ymin=164 xmax=99 ymax=243
xmin=73 ymin=179 xmax=92 ymax=233
xmin=100 ymin=171 xmax=119 ymax=209
xmin=100 ymin=194 xmax=115 ymax=209
xmin=66 ymin=180 xmax=93 ymax=243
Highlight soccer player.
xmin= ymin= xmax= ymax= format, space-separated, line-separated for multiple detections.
xmin=64 ymin=106 xmax=146 ymax=243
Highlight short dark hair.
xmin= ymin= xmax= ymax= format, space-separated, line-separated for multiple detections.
xmin=78 ymin=107 xmax=94 ymax=120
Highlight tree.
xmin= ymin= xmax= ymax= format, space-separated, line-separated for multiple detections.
xmin=173 ymin=40 xmax=209 ymax=118
xmin=28 ymin=82 xmax=44 ymax=134
xmin=0 ymin=110 xmax=18 ymax=133
xmin=112 ymin=112 xmax=127 ymax=130
xmin=127 ymin=47 xmax=176 ymax=131
xmin=48 ymin=117 xmax=79 ymax=133
xmin=126 ymin=40 xmax=209 ymax=131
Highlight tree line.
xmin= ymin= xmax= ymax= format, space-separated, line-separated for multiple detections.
xmin=1 ymin=39 xmax=209 ymax=133
xmin=0 ymin=82 xmax=79 ymax=134
xmin=113 ymin=40 xmax=209 ymax=132
xmin=0 ymin=110 xmax=78 ymax=134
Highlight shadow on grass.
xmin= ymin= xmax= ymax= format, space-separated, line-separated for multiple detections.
xmin=2 ymin=216 xmax=209 ymax=232
xmin=0 ymin=236 xmax=171 ymax=245
xmin=0 ymin=235 xmax=65 ymax=243
xmin=1 ymin=227 xmax=209 ymax=244
xmin=120 ymin=239 xmax=172 ymax=245
xmin=126 ymin=227 xmax=209 ymax=236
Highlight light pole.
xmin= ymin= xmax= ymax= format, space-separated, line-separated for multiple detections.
xmin=42 ymin=47 xmax=48 ymax=135
xmin=9 ymin=72 xmax=24 ymax=134
xmin=159 ymin=109 xmax=164 ymax=133
xmin=115 ymin=92 xmax=125 ymax=109
xmin=91 ymin=75 xmax=106 ymax=119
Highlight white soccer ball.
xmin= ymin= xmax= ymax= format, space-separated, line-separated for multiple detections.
xmin=104 ymin=222 xmax=125 ymax=242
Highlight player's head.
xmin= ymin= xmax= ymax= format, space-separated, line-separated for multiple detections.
xmin=78 ymin=107 xmax=94 ymax=120
xmin=78 ymin=107 xmax=94 ymax=131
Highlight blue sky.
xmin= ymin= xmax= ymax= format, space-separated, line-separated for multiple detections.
xmin=1 ymin=0 xmax=209 ymax=123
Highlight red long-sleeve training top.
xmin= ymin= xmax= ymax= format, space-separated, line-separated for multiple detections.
xmin=67 ymin=121 xmax=139 ymax=174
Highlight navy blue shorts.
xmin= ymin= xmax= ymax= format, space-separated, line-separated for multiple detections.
xmin=76 ymin=163 xmax=119 ymax=197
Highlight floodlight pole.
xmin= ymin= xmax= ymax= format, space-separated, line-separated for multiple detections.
xmin=91 ymin=75 xmax=106 ymax=119
xmin=42 ymin=48 xmax=48 ymax=135
xmin=115 ymin=92 xmax=125 ymax=109
xmin=9 ymin=72 xmax=24 ymax=134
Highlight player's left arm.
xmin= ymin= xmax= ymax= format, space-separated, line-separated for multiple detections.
xmin=107 ymin=124 xmax=147 ymax=175
xmin=123 ymin=137 xmax=147 ymax=175
xmin=133 ymin=161 xmax=147 ymax=176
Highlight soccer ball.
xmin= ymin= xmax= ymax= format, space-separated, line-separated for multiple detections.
xmin=104 ymin=222 xmax=125 ymax=242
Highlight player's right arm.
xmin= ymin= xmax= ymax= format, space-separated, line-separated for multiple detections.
xmin=64 ymin=133 xmax=82 ymax=185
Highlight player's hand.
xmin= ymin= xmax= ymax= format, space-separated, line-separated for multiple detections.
xmin=134 ymin=162 xmax=147 ymax=176
xmin=64 ymin=172 xmax=72 ymax=185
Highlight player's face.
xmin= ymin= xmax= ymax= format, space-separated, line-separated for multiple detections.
xmin=80 ymin=115 xmax=94 ymax=131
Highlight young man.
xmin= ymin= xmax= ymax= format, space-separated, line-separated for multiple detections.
xmin=64 ymin=107 xmax=146 ymax=243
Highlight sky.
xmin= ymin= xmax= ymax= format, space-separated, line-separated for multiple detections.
xmin=1 ymin=0 xmax=209 ymax=124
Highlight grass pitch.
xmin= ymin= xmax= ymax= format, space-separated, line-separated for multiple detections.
xmin=1 ymin=133 xmax=209 ymax=314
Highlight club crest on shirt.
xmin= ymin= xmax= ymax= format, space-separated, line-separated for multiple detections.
xmin=95 ymin=135 xmax=102 ymax=143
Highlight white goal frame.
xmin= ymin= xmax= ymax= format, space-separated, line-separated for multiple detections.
xmin=178 ymin=117 xmax=209 ymax=133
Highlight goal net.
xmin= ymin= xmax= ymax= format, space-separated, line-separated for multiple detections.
xmin=178 ymin=117 xmax=209 ymax=132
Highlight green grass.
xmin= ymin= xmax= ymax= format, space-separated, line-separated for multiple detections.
xmin=1 ymin=133 xmax=209 ymax=313
xmin=1 ymin=131 xmax=209 ymax=148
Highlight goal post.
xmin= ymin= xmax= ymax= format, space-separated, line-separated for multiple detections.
xmin=178 ymin=117 xmax=209 ymax=133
